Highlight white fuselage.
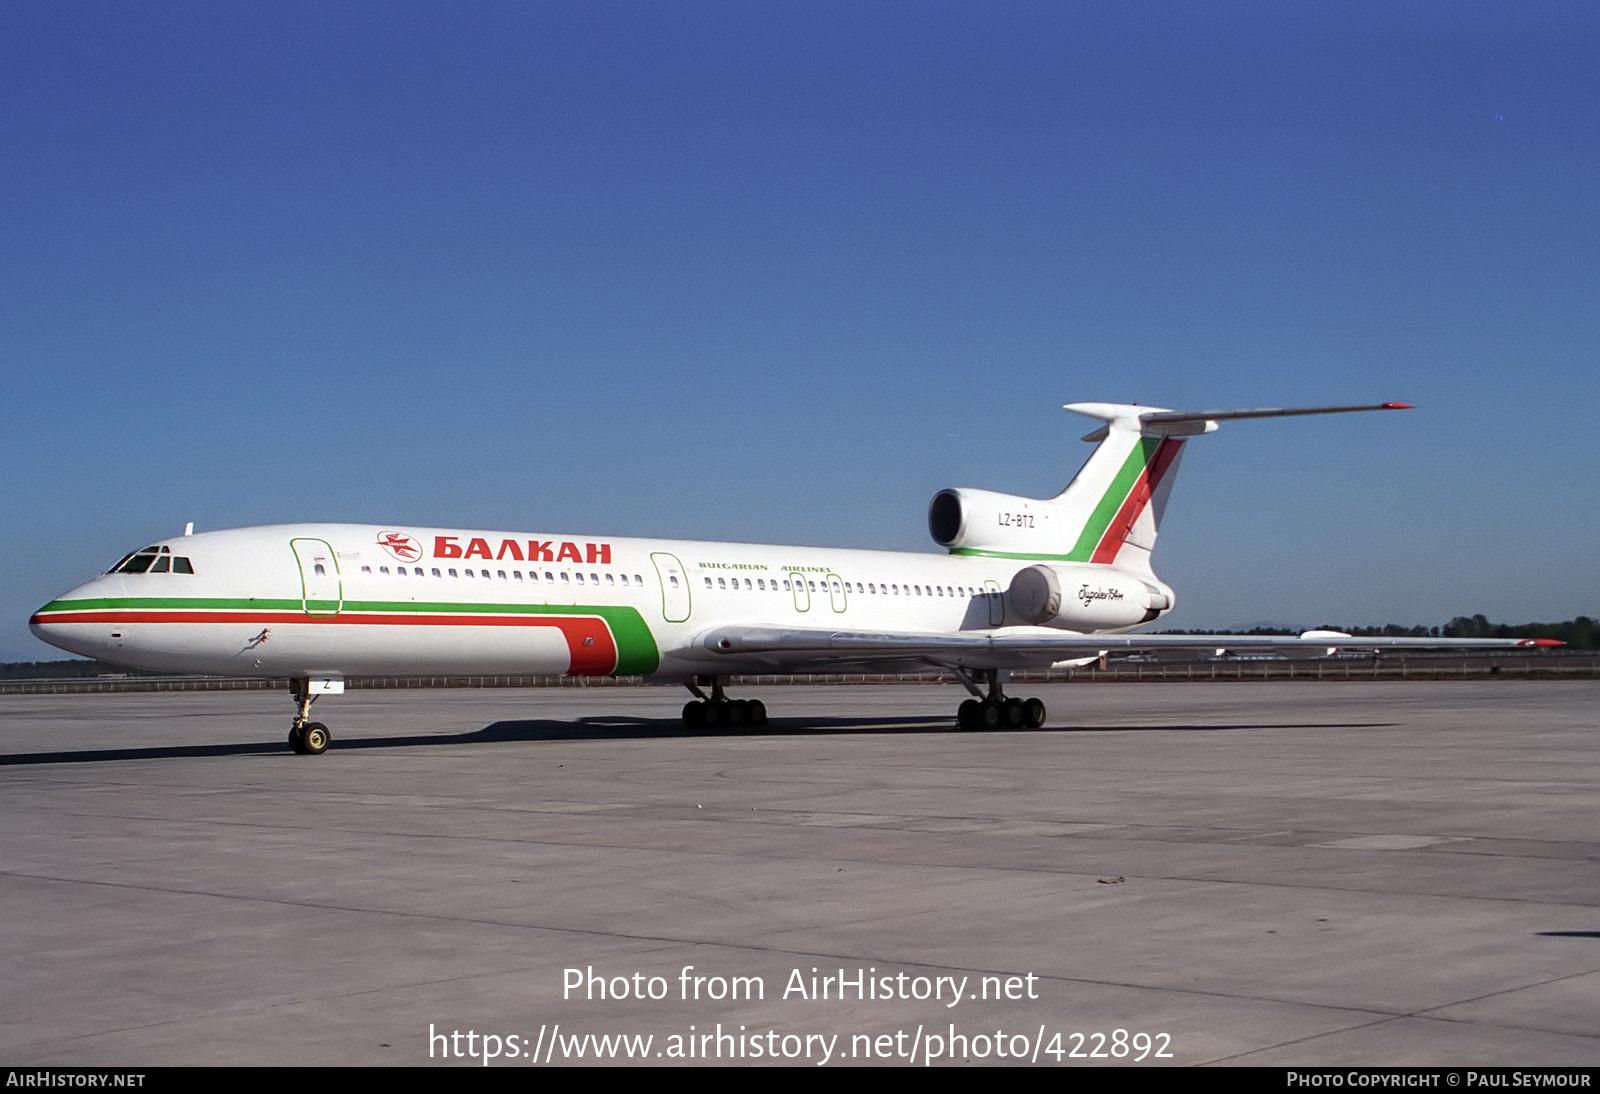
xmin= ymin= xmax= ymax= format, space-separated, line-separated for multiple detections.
xmin=30 ymin=523 xmax=1171 ymax=682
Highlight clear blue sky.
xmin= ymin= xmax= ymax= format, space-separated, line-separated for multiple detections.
xmin=4 ymin=1 xmax=1596 ymax=660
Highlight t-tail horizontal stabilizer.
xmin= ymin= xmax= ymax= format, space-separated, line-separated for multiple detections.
xmin=1063 ymin=401 xmax=1414 ymax=439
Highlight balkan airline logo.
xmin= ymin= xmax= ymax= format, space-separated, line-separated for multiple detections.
xmin=434 ymin=536 xmax=612 ymax=564
xmin=376 ymin=531 xmax=423 ymax=562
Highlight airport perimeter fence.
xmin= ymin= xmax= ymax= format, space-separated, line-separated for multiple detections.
xmin=3 ymin=652 xmax=1596 ymax=695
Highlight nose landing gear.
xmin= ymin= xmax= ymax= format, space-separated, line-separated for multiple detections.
xmin=289 ymin=720 xmax=331 ymax=755
xmin=288 ymin=680 xmax=332 ymax=755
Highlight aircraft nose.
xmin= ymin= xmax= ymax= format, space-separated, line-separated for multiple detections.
xmin=30 ymin=607 xmax=73 ymax=654
xmin=30 ymin=586 xmax=102 ymax=658
xmin=30 ymin=607 xmax=69 ymax=649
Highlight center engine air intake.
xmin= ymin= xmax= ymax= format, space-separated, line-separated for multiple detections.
xmin=927 ymin=489 xmax=966 ymax=547
xmin=928 ymin=488 xmax=1058 ymax=554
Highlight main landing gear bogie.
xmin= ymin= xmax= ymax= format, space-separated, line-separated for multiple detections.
xmin=682 ymin=698 xmax=767 ymax=729
xmin=957 ymin=696 xmax=1046 ymax=731
xmin=953 ymin=669 xmax=1046 ymax=731
xmin=682 ymin=676 xmax=768 ymax=730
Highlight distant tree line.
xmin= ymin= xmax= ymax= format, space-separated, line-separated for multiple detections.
xmin=1161 ymin=616 xmax=1598 ymax=649
xmin=1438 ymin=615 xmax=1598 ymax=648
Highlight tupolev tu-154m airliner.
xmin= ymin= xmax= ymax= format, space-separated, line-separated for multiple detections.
xmin=30 ymin=401 xmax=1558 ymax=754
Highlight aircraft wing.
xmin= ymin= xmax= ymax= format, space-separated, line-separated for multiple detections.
xmin=696 ymin=626 xmax=1560 ymax=674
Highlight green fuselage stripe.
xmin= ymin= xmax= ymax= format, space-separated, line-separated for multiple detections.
xmin=949 ymin=548 xmax=1076 ymax=561
xmin=35 ymin=596 xmax=661 ymax=676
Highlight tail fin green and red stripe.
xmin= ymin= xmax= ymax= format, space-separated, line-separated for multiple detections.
xmin=1079 ymin=436 xmax=1185 ymax=564
xmin=1050 ymin=414 xmax=1188 ymax=569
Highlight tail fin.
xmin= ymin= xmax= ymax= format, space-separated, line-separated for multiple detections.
xmin=1051 ymin=404 xmax=1192 ymax=574
xmin=1054 ymin=401 xmax=1412 ymax=573
xmin=932 ymin=401 xmax=1409 ymax=571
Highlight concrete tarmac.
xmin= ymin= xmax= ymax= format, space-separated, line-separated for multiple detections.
xmin=1 ymin=680 xmax=1596 ymax=1067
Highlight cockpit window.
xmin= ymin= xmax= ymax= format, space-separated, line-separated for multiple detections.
xmin=113 ymin=547 xmax=162 ymax=574
xmin=109 ymin=545 xmax=195 ymax=575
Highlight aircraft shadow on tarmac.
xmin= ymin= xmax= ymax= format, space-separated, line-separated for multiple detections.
xmin=0 ymin=717 xmax=1397 ymax=765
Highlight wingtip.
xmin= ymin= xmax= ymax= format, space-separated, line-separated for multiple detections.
xmin=1520 ymin=638 xmax=1565 ymax=647
xmin=1382 ymin=402 xmax=1415 ymax=410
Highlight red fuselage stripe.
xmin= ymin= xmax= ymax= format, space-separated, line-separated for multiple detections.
xmin=31 ymin=611 xmax=619 ymax=675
